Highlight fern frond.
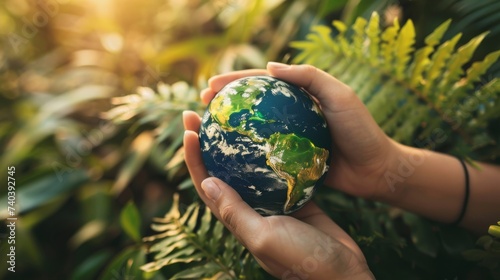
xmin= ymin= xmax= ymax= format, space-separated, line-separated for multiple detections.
xmin=437 ymin=32 xmax=488 ymax=104
xmin=380 ymin=18 xmax=400 ymax=74
xmin=352 ymin=17 xmax=368 ymax=59
xmin=365 ymin=12 xmax=381 ymax=67
xmin=141 ymin=194 xmax=265 ymax=279
xmin=394 ymin=19 xmax=415 ymax=80
xmin=409 ymin=19 xmax=451 ymax=87
xmin=422 ymin=33 xmax=462 ymax=98
xmin=292 ymin=12 xmax=500 ymax=160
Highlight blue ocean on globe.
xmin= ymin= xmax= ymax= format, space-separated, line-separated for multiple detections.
xmin=199 ymin=76 xmax=332 ymax=215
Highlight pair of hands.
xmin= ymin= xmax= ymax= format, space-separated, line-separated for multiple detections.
xmin=183 ymin=62 xmax=393 ymax=279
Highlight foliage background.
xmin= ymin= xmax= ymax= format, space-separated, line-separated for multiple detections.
xmin=0 ymin=0 xmax=499 ymax=279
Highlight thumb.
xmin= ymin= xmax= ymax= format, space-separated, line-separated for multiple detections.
xmin=200 ymin=177 xmax=265 ymax=245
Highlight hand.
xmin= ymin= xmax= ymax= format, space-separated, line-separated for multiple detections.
xmin=198 ymin=62 xmax=399 ymax=199
xmin=183 ymin=111 xmax=374 ymax=279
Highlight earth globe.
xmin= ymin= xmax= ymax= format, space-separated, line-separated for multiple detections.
xmin=199 ymin=76 xmax=332 ymax=215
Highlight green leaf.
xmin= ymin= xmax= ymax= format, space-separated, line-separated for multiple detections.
xmin=476 ymin=236 xmax=494 ymax=250
xmin=154 ymin=239 xmax=189 ymax=260
xmin=128 ymin=247 xmax=148 ymax=280
xmin=71 ymin=250 xmax=112 ymax=280
xmin=422 ymin=33 xmax=462 ymax=97
xmin=149 ymin=234 xmax=187 ymax=253
xmin=40 ymin=85 xmax=114 ymax=118
xmin=120 ymin=201 xmax=142 ymax=243
xmin=394 ymin=19 xmax=415 ymax=79
xmin=462 ymin=249 xmax=487 ymax=261
xmin=332 ymin=20 xmax=347 ymax=34
xmin=438 ymin=32 xmax=489 ymax=101
xmin=160 ymin=247 xmax=197 ymax=264
xmin=198 ymin=207 xmax=213 ymax=243
xmin=99 ymin=247 xmax=139 ymax=280
xmin=425 ymin=19 xmax=452 ymax=47
xmin=0 ymin=169 xmax=89 ymax=218
xmin=439 ymin=226 xmax=475 ymax=255
xmin=156 ymin=114 xmax=182 ymax=143
xmin=170 ymin=262 xmax=220 ymax=280
xmin=149 ymin=233 xmax=188 ymax=252
xmin=177 ymin=178 xmax=193 ymax=190
xmin=351 ymin=17 xmax=367 ymax=58
xmin=402 ymin=213 xmax=439 ymax=258
xmin=380 ymin=18 xmax=400 ymax=73
xmin=69 ymin=220 xmax=107 ymax=248
xmin=365 ymin=12 xmax=381 ymax=66
xmin=317 ymin=0 xmax=348 ymax=18
xmin=367 ymin=80 xmax=400 ymax=125
xmin=409 ymin=19 xmax=451 ymax=87
xmin=464 ymin=50 xmax=500 ymax=86
xmin=111 ymin=131 xmax=154 ymax=195
xmin=489 ymin=225 xmax=500 ymax=238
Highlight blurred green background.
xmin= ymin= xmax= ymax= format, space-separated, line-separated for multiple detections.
xmin=0 ymin=0 xmax=499 ymax=279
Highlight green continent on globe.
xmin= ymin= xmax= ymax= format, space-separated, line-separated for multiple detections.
xmin=208 ymin=78 xmax=271 ymax=141
xmin=266 ymin=133 xmax=329 ymax=212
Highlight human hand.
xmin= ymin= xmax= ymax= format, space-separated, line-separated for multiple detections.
xmin=183 ymin=111 xmax=374 ymax=279
xmin=198 ymin=62 xmax=399 ymax=200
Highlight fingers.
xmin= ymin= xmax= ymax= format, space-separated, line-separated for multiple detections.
xmin=183 ymin=130 xmax=209 ymax=188
xmin=266 ymin=62 xmax=360 ymax=114
xmin=201 ymin=69 xmax=269 ymax=104
xmin=200 ymin=62 xmax=363 ymax=118
xmin=182 ymin=110 xmax=206 ymax=188
xmin=200 ymin=177 xmax=266 ymax=249
xmin=292 ymin=202 xmax=365 ymax=259
xmin=182 ymin=110 xmax=202 ymax=132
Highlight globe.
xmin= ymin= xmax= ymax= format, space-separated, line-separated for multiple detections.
xmin=199 ymin=76 xmax=332 ymax=215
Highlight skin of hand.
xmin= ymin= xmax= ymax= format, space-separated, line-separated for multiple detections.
xmin=182 ymin=63 xmax=376 ymax=279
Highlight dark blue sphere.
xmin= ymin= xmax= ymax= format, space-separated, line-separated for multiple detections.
xmin=199 ymin=76 xmax=332 ymax=215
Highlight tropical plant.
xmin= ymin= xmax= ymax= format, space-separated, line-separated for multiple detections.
xmin=463 ymin=221 xmax=500 ymax=279
xmin=140 ymin=194 xmax=269 ymax=279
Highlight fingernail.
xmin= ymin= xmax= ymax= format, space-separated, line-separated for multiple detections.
xmin=201 ymin=178 xmax=221 ymax=201
xmin=267 ymin=61 xmax=290 ymax=69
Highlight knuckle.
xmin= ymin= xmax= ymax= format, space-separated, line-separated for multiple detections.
xmin=301 ymin=64 xmax=319 ymax=77
xmin=219 ymin=203 xmax=238 ymax=232
xmin=299 ymin=64 xmax=319 ymax=89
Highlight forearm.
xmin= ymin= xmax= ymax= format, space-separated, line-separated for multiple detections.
xmin=378 ymin=143 xmax=500 ymax=234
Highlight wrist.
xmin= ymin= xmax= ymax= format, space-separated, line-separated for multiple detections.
xmin=371 ymin=140 xmax=413 ymax=202
xmin=372 ymin=143 xmax=466 ymax=224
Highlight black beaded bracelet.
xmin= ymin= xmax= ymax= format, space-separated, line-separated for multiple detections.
xmin=451 ymin=158 xmax=470 ymax=226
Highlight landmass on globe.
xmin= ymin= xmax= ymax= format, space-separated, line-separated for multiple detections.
xmin=199 ymin=76 xmax=332 ymax=215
